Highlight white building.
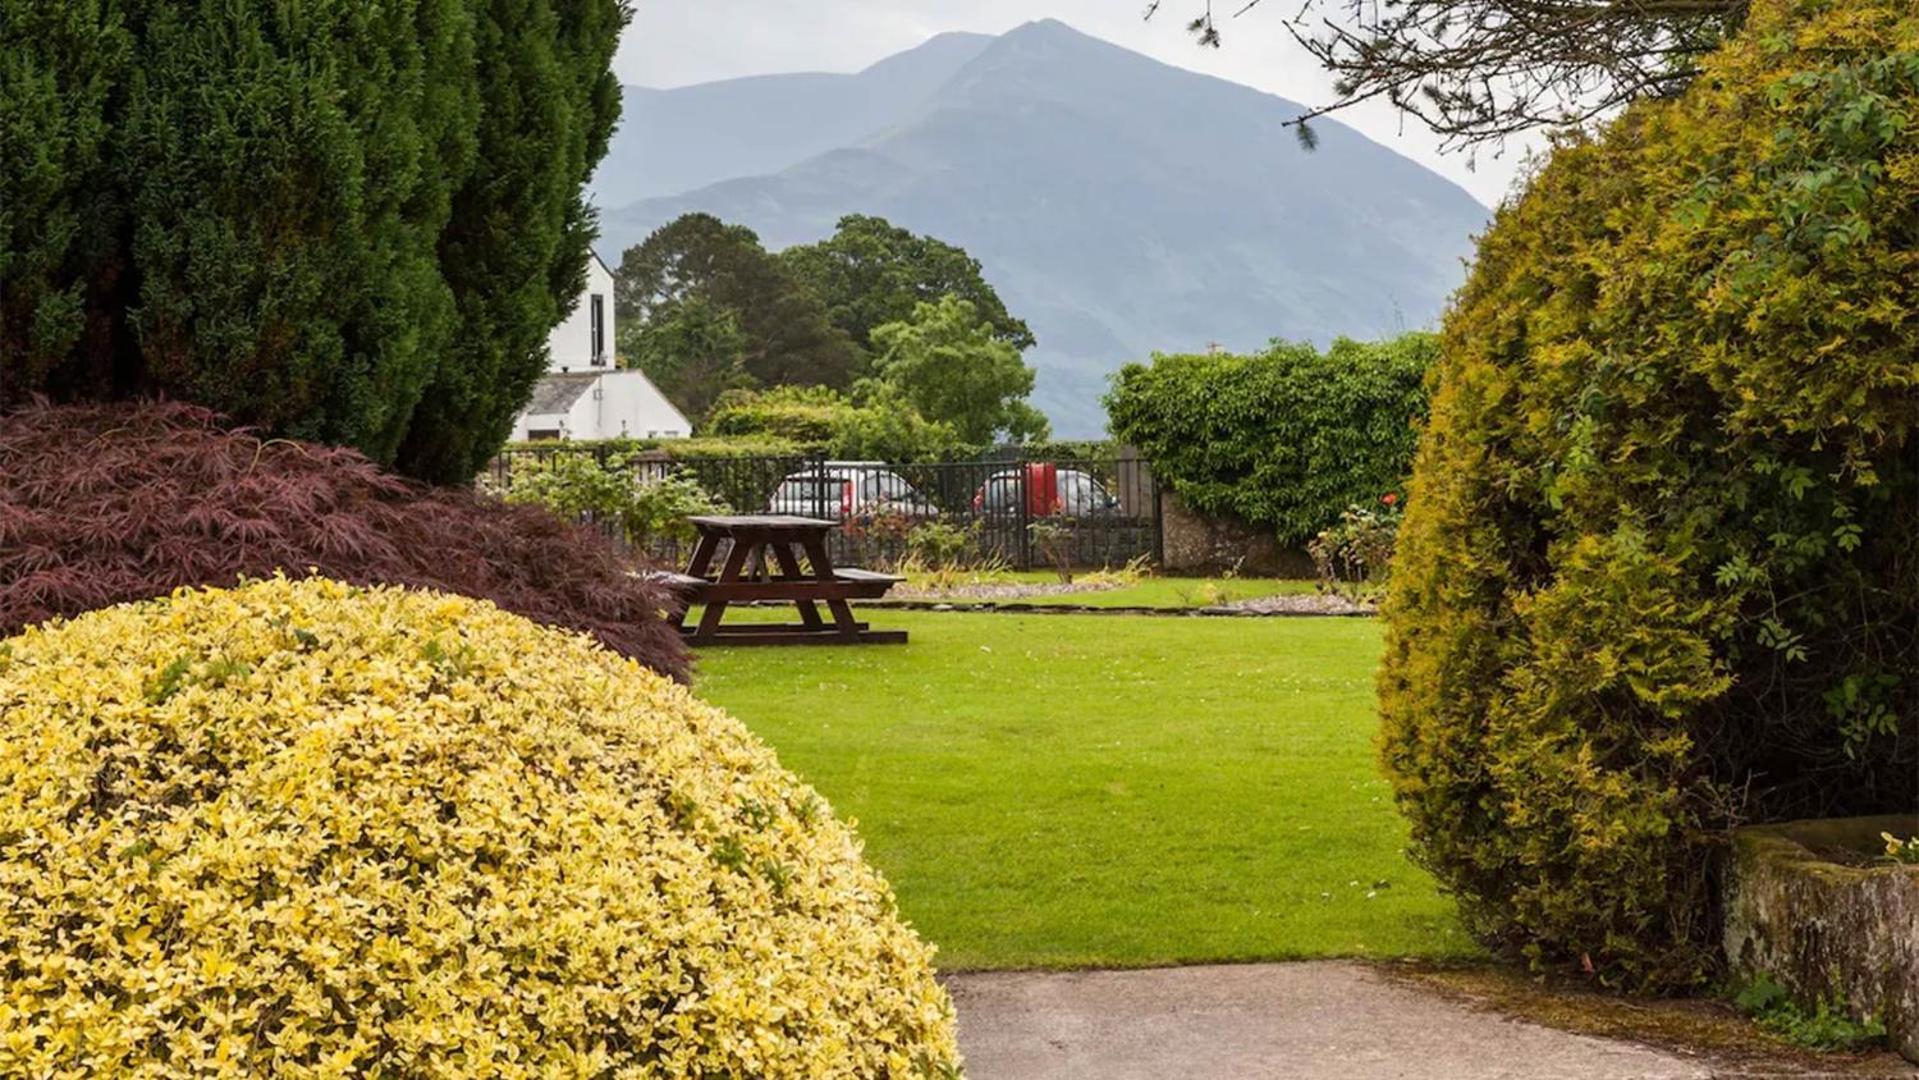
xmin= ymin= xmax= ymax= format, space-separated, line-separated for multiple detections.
xmin=510 ymin=252 xmax=691 ymax=441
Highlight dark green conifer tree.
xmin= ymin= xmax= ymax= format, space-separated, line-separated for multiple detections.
xmin=0 ymin=0 xmax=626 ymax=484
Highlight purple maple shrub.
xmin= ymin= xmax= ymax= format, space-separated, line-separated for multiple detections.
xmin=0 ymin=401 xmax=689 ymax=681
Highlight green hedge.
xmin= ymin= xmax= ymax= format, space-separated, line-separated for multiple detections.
xmin=1380 ymin=0 xmax=1918 ymax=993
xmin=1104 ymin=335 xmax=1436 ymax=545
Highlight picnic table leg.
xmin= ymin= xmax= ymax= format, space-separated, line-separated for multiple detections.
xmin=667 ymin=532 xmax=723 ymax=630
xmin=685 ymin=533 xmax=720 ymax=577
xmin=692 ymin=539 xmax=752 ymax=644
xmin=800 ymin=534 xmax=862 ymax=638
xmin=769 ymin=542 xmax=825 ymax=630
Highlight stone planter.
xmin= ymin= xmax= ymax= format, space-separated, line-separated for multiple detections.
xmin=1157 ymin=491 xmax=1313 ymax=577
xmin=1721 ymin=814 xmax=1919 ymax=1062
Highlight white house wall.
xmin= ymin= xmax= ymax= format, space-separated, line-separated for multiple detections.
xmin=509 ymin=253 xmax=693 ymax=444
xmin=573 ymin=371 xmax=689 ymax=440
xmin=546 ymin=255 xmax=616 ymax=373
xmin=509 ymin=410 xmax=570 ymax=442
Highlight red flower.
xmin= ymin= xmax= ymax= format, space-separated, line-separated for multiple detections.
xmin=1381 ymin=492 xmax=1399 ymax=507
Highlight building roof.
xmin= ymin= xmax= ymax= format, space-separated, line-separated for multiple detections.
xmin=523 ymin=372 xmax=598 ymax=416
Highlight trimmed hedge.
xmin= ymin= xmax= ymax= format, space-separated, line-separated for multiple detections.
xmin=1380 ymin=0 xmax=1919 ymax=992
xmin=0 ymin=577 xmax=960 ymax=1074
xmin=0 ymin=401 xmax=688 ymax=681
xmin=1105 ymin=334 xmax=1436 ymax=546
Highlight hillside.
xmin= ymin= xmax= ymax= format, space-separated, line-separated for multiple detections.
xmin=596 ymin=20 xmax=1489 ymax=435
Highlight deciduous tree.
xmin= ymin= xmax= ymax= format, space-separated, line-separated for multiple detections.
xmin=781 ymin=214 xmax=1035 ymax=352
xmin=619 ymin=293 xmax=751 ymax=422
xmin=614 ymin=213 xmax=860 ymax=410
xmin=1155 ymin=0 xmax=1746 ymax=149
xmin=863 ymin=295 xmax=1049 ymax=445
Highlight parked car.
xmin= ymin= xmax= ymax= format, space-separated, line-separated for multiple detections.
xmin=765 ymin=462 xmax=938 ymax=522
xmin=973 ymin=464 xmax=1120 ymax=518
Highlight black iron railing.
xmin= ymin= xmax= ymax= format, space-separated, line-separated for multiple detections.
xmin=484 ymin=447 xmax=1162 ymax=572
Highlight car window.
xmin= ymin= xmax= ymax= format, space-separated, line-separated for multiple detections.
xmin=773 ymin=475 xmax=838 ymax=513
xmin=875 ymin=472 xmax=910 ymax=500
xmin=983 ymin=474 xmax=1019 ymax=510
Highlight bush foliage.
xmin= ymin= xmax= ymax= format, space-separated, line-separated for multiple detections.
xmin=706 ymin=385 xmax=962 ymax=462
xmin=1 ymin=0 xmax=624 ymax=484
xmin=488 ymin=450 xmax=730 ymax=549
xmin=1105 ymin=334 xmax=1436 ymax=546
xmin=1381 ymin=0 xmax=1919 ymax=992
xmin=0 ymin=402 xmax=687 ymax=680
xmin=0 ymin=577 xmax=961 ymax=1075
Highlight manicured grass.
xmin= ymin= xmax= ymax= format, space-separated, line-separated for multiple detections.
xmin=693 ymin=609 xmax=1473 ymax=971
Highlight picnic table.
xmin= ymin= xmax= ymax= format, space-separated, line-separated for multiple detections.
xmin=657 ymin=515 xmax=907 ymax=646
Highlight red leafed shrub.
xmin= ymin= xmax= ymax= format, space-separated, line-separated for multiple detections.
xmin=0 ymin=401 xmax=689 ymax=681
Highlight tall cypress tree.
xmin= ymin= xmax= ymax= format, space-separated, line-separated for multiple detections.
xmin=1 ymin=0 xmax=137 ymax=402
xmin=123 ymin=0 xmax=478 ymax=460
xmin=0 ymin=0 xmax=626 ymax=485
xmin=394 ymin=0 xmax=626 ymax=482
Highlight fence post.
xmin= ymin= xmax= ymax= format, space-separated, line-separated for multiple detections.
xmin=1153 ymin=483 xmax=1165 ymax=567
xmin=1016 ymin=465 xmax=1032 ymax=571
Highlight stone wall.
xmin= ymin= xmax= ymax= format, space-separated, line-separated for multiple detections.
xmin=1721 ymin=815 xmax=1919 ymax=1062
xmin=1157 ymin=490 xmax=1313 ymax=577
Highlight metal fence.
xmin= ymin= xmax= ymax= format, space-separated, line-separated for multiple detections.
xmin=484 ymin=446 xmax=1162 ymax=572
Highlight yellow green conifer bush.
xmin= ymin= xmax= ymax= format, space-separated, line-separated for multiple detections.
xmin=0 ymin=577 xmax=960 ymax=1076
xmin=1381 ymin=0 xmax=1918 ymax=991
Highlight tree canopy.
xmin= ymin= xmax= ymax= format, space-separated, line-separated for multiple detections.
xmin=863 ymin=295 xmax=1049 ymax=445
xmin=613 ymin=213 xmax=860 ymax=419
xmin=620 ymin=293 xmax=751 ymax=423
xmin=705 ymin=385 xmax=961 ymax=462
xmin=781 ymin=214 xmax=1035 ymax=352
xmin=1 ymin=0 xmax=626 ymax=484
xmin=1155 ymin=0 xmax=1746 ymax=149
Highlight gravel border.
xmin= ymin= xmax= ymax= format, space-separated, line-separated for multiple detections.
xmin=845 ymin=596 xmax=1376 ymax=618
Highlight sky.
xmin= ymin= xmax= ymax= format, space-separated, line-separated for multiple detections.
xmin=614 ymin=0 xmax=1543 ymax=208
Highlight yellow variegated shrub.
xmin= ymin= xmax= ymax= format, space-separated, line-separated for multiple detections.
xmin=0 ymin=577 xmax=961 ymax=1077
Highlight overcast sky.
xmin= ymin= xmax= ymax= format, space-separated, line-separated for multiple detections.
xmin=614 ymin=0 xmax=1540 ymax=207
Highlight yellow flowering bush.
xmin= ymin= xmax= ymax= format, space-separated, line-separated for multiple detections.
xmin=0 ymin=577 xmax=960 ymax=1077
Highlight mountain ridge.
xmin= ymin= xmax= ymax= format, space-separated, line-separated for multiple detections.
xmin=596 ymin=20 xmax=1488 ymax=435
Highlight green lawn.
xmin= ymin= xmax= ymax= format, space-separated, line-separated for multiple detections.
xmin=693 ymin=609 xmax=1473 ymax=971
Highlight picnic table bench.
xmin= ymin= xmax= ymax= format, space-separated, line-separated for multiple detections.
xmin=655 ymin=514 xmax=907 ymax=646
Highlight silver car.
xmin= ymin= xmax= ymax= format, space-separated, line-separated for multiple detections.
xmin=765 ymin=463 xmax=938 ymax=521
xmin=974 ymin=466 xmax=1120 ymax=518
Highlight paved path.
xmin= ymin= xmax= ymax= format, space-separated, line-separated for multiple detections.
xmin=947 ymin=962 xmax=1711 ymax=1080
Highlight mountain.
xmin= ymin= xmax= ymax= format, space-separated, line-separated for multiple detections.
xmin=595 ymin=19 xmax=1489 ymax=436
xmin=591 ymin=31 xmax=993 ymax=209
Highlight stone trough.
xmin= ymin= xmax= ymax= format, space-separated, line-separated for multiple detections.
xmin=1721 ymin=814 xmax=1919 ymax=1062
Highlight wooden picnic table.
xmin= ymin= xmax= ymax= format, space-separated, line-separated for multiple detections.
xmin=657 ymin=514 xmax=907 ymax=646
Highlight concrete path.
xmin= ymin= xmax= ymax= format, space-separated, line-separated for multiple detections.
xmin=947 ymin=961 xmax=1711 ymax=1080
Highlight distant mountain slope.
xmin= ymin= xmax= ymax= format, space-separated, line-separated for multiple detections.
xmin=597 ymin=19 xmax=1488 ymax=436
xmin=591 ymin=31 xmax=992 ymax=208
